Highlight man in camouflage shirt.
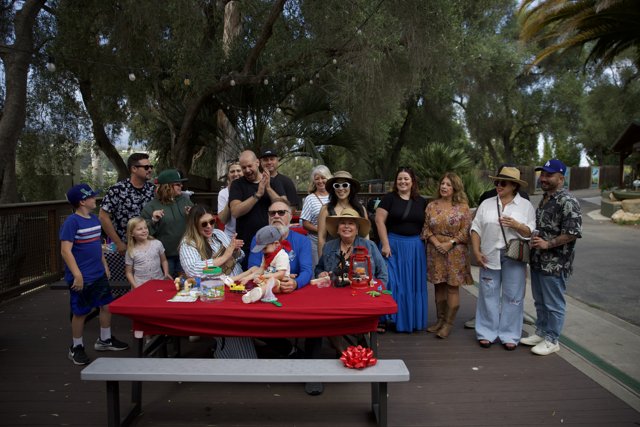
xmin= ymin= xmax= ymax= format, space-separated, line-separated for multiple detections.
xmin=99 ymin=153 xmax=155 ymax=255
xmin=521 ymin=159 xmax=582 ymax=356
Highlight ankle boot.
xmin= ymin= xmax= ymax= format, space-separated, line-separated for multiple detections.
xmin=426 ymin=300 xmax=447 ymax=333
xmin=436 ymin=305 xmax=459 ymax=339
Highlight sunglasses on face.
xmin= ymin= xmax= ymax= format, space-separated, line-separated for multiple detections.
xmin=494 ymin=180 xmax=510 ymax=187
xmin=134 ymin=164 xmax=154 ymax=170
xmin=268 ymin=209 xmax=289 ymax=217
xmin=200 ymin=219 xmax=216 ymax=228
xmin=332 ymin=182 xmax=350 ymax=190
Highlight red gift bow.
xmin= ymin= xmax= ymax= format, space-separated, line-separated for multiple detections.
xmin=340 ymin=345 xmax=378 ymax=369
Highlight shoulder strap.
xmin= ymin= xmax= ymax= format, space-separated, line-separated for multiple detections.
xmin=400 ymin=197 xmax=413 ymax=221
xmin=496 ymin=198 xmax=509 ymax=245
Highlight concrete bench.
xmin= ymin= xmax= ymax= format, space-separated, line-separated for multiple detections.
xmin=81 ymin=357 xmax=410 ymax=427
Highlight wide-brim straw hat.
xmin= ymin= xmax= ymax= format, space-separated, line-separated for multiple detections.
xmin=326 ymin=208 xmax=371 ymax=238
xmin=326 ymin=170 xmax=360 ymax=194
xmin=488 ymin=166 xmax=528 ymax=188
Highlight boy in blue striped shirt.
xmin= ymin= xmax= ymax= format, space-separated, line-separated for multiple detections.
xmin=60 ymin=183 xmax=128 ymax=365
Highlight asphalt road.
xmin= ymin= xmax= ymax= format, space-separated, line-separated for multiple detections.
xmin=529 ymin=188 xmax=640 ymax=327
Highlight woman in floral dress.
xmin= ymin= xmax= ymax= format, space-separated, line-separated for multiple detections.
xmin=421 ymin=172 xmax=474 ymax=338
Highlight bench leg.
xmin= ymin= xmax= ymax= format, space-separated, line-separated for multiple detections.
xmin=106 ymin=381 xmax=120 ymax=427
xmin=371 ymin=382 xmax=388 ymax=427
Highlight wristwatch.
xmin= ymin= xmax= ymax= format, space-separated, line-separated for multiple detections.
xmin=450 ymin=240 xmax=457 ymax=247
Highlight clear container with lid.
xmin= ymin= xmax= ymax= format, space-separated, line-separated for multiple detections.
xmin=200 ymin=266 xmax=225 ymax=302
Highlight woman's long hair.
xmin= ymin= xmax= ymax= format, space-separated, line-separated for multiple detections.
xmin=182 ymin=205 xmax=213 ymax=260
xmin=328 ymin=181 xmax=366 ymax=216
xmin=393 ymin=167 xmax=420 ymax=199
xmin=437 ymin=172 xmax=469 ymax=205
xmin=156 ymin=183 xmax=175 ymax=204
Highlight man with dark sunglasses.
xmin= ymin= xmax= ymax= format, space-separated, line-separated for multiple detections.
xmin=99 ymin=153 xmax=155 ymax=255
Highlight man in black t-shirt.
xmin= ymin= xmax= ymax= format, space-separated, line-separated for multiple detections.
xmin=259 ymin=149 xmax=299 ymax=209
xmin=229 ymin=150 xmax=287 ymax=268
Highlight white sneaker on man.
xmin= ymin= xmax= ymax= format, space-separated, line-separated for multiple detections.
xmin=531 ymin=339 xmax=560 ymax=356
xmin=520 ymin=334 xmax=545 ymax=346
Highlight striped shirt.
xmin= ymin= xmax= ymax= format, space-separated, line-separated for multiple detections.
xmin=300 ymin=193 xmax=329 ymax=229
xmin=59 ymin=213 xmax=105 ymax=283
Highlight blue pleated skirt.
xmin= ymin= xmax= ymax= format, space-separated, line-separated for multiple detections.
xmin=381 ymin=233 xmax=427 ymax=332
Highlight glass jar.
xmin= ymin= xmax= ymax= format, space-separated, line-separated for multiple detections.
xmin=200 ymin=266 xmax=225 ymax=302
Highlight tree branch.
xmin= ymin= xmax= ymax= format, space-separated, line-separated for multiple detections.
xmin=241 ymin=0 xmax=287 ymax=75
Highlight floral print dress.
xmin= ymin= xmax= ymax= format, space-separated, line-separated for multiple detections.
xmin=422 ymin=200 xmax=474 ymax=287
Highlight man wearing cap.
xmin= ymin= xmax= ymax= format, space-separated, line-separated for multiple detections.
xmin=230 ymin=150 xmax=289 ymax=268
xmin=141 ymin=169 xmax=193 ymax=276
xmin=247 ymin=199 xmax=313 ymax=292
xmin=259 ymin=149 xmax=299 ymax=208
xmin=522 ymin=159 xmax=582 ymax=356
xmin=99 ymin=153 xmax=155 ymax=255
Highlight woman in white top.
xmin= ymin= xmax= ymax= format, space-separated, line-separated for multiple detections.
xmin=178 ymin=205 xmax=256 ymax=358
xmin=217 ymin=161 xmax=242 ymax=239
xmin=471 ymin=167 xmax=536 ymax=351
xmin=300 ymin=165 xmax=332 ymax=268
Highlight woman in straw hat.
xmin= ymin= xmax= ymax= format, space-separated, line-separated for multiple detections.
xmin=315 ymin=208 xmax=387 ymax=286
xmin=316 ymin=171 xmax=368 ymax=259
xmin=470 ymin=167 xmax=536 ymax=350
xmin=422 ymin=172 xmax=474 ymax=338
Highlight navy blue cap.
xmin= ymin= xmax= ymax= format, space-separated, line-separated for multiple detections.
xmin=66 ymin=183 xmax=99 ymax=205
xmin=259 ymin=149 xmax=278 ymax=159
xmin=535 ymin=159 xmax=567 ymax=175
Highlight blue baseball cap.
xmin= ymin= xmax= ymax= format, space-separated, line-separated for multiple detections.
xmin=66 ymin=183 xmax=100 ymax=205
xmin=252 ymin=225 xmax=282 ymax=253
xmin=535 ymin=159 xmax=567 ymax=175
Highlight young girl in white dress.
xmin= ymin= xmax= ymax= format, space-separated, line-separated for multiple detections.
xmin=124 ymin=217 xmax=171 ymax=288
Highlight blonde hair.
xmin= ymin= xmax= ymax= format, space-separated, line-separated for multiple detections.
xmin=308 ymin=165 xmax=332 ymax=193
xmin=126 ymin=217 xmax=154 ymax=257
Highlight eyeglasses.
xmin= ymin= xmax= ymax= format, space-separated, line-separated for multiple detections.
xmin=200 ymin=219 xmax=216 ymax=228
xmin=332 ymin=182 xmax=350 ymax=190
xmin=494 ymin=180 xmax=510 ymax=187
xmin=134 ymin=164 xmax=154 ymax=171
xmin=268 ymin=210 xmax=290 ymax=217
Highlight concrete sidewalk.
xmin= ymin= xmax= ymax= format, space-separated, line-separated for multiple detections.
xmin=465 ymin=265 xmax=640 ymax=412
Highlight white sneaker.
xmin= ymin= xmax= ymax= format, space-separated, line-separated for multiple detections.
xmin=520 ymin=334 xmax=545 ymax=346
xmin=242 ymin=287 xmax=263 ymax=304
xmin=531 ymin=339 xmax=560 ymax=356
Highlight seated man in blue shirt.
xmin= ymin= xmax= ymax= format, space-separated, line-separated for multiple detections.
xmin=247 ymin=199 xmax=312 ymax=291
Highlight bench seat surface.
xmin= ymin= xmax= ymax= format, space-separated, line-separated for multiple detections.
xmin=81 ymin=358 xmax=409 ymax=383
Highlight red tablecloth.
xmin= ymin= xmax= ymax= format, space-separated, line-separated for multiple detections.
xmin=109 ymin=280 xmax=397 ymax=338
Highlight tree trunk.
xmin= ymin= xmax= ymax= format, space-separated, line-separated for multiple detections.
xmin=382 ymin=100 xmax=417 ymax=180
xmin=0 ymin=0 xmax=45 ymax=204
xmin=78 ymin=80 xmax=128 ymax=180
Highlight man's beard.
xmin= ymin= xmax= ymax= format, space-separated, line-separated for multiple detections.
xmin=273 ymin=223 xmax=289 ymax=237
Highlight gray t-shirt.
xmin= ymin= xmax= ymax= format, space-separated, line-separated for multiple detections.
xmin=125 ymin=239 xmax=165 ymax=287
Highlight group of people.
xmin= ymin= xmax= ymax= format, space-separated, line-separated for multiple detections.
xmin=59 ymin=150 xmax=581 ymax=373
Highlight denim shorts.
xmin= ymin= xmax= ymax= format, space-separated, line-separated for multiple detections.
xmin=69 ymin=274 xmax=114 ymax=316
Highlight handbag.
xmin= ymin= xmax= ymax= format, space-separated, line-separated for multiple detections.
xmin=497 ymin=198 xmax=530 ymax=263
xmin=212 ymin=234 xmax=239 ymax=275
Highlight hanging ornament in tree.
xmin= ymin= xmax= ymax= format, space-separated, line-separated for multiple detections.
xmin=46 ymin=56 xmax=56 ymax=72
xmin=183 ymin=76 xmax=191 ymax=86
xmin=263 ymin=78 xmax=269 ymax=85
xmin=332 ymin=58 xmax=337 ymax=65
xmin=128 ymin=71 xmax=136 ymax=81
xmin=230 ymin=79 xmax=236 ymax=86
xmin=315 ymin=73 xmax=320 ymax=79
xmin=291 ymin=76 xmax=296 ymax=82
xmin=276 ymin=107 xmax=282 ymax=113
xmin=309 ymin=79 xmax=313 ymax=85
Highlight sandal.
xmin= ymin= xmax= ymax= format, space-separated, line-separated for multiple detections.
xmin=376 ymin=321 xmax=387 ymax=334
xmin=503 ymin=343 xmax=517 ymax=351
xmin=478 ymin=339 xmax=492 ymax=348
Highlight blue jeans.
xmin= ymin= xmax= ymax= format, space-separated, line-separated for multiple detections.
xmin=530 ymin=269 xmax=567 ymax=344
xmin=476 ymin=251 xmax=526 ymax=345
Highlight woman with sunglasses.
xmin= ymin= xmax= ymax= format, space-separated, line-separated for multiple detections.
xmin=375 ymin=167 xmax=427 ymax=333
xmin=141 ymin=169 xmax=194 ymax=276
xmin=316 ymin=171 xmax=368 ymax=259
xmin=300 ymin=165 xmax=332 ymax=268
xmin=470 ymin=168 xmax=535 ymax=350
xmin=178 ymin=205 xmax=256 ymax=358
xmin=422 ymin=172 xmax=474 ymax=338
